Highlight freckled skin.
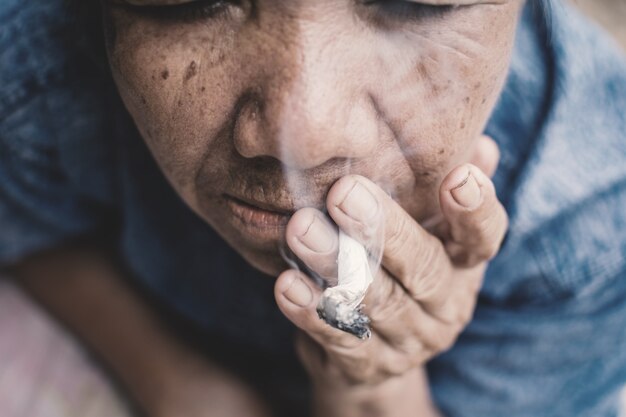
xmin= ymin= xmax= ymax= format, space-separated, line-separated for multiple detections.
xmin=103 ymin=0 xmax=524 ymax=275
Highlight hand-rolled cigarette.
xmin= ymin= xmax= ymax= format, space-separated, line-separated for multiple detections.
xmin=316 ymin=231 xmax=373 ymax=339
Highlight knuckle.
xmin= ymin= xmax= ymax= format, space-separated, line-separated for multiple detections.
xmin=385 ymin=213 xmax=415 ymax=263
xmin=483 ymin=241 xmax=501 ymax=261
xmin=439 ymin=290 xmax=476 ymax=326
xmin=325 ymin=332 xmax=369 ymax=355
xmin=340 ymin=359 xmax=378 ymax=385
xmin=368 ymin=279 xmax=405 ymax=323
xmin=455 ymin=304 xmax=476 ymax=328
xmin=428 ymin=326 xmax=458 ymax=353
xmin=326 ymin=331 xmax=362 ymax=351
xmin=423 ymin=307 xmax=465 ymax=352
xmin=474 ymin=239 xmax=500 ymax=262
xmin=395 ymin=338 xmax=428 ymax=362
xmin=408 ymin=246 xmax=445 ymax=301
xmin=381 ymin=355 xmax=412 ymax=378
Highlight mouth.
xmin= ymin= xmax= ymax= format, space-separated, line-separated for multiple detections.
xmin=224 ymin=194 xmax=293 ymax=236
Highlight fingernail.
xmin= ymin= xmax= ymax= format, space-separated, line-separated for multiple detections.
xmin=298 ymin=216 xmax=336 ymax=253
xmin=451 ymin=171 xmax=481 ymax=209
xmin=339 ymin=182 xmax=379 ymax=222
xmin=283 ymin=276 xmax=313 ymax=307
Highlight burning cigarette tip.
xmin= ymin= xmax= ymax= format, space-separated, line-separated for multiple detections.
xmin=317 ymin=298 xmax=371 ymax=339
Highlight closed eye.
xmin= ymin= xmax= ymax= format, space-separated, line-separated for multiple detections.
xmin=364 ymin=0 xmax=457 ymax=21
xmin=114 ymin=0 xmax=239 ymax=21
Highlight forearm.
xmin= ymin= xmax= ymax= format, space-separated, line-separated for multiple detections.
xmin=312 ymin=367 xmax=442 ymax=417
xmin=8 ymin=243 xmax=270 ymax=417
xmin=10 ymin=244 xmax=191 ymax=410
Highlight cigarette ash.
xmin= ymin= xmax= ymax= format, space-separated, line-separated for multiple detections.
xmin=317 ymin=231 xmax=373 ymax=339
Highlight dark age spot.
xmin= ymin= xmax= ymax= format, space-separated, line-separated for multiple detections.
xmin=184 ymin=60 xmax=198 ymax=82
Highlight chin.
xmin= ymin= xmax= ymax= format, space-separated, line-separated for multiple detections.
xmin=240 ymin=247 xmax=290 ymax=277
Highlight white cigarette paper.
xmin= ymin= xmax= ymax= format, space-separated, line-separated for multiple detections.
xmin=317 ymin=231 xmax=373 ymax=339
xmin=327 ymin=231 xmax=373 ymax=308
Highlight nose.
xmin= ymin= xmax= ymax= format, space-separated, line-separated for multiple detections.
xmin=233 ymin=22 xmax=379 ymax=170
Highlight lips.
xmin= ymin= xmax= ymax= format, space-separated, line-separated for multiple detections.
xmin=228 ymin=194 xmax=295 ymax=215
xmin=224 ymin=194 xmax=293 ymax=230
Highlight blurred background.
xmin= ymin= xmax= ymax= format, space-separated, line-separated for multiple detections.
xmin=568 ymin=0 xmax=626 ymax=411
xmin=573 ymin=0 xmax=626 ymax=50
xmin=0 ymin=1 xmax=625 ymax=417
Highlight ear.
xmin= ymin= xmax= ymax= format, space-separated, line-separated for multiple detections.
xmin=470 ymin=135 xmax=500 ymax=178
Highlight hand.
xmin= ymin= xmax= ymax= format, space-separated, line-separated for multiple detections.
xmin=274 ymin=137 xmax=507 ymax=395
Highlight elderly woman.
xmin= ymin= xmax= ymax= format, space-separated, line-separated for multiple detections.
xmin=1 ymin=0 xmax=626 ymax=416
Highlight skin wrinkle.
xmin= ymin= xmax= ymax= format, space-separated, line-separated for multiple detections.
xmin=368 ymin=52 xmax=452 ymax=208
xmin=362 ymin=95 xmax=418 ymax=200
xmin=103 ymin=0 xmax=524 ymax=275
xmin=392 ymin=10 xmax=512 ymax=195
xmin=448 ymin=27 xmax=488 ymax=53
xmin=413 ymin=31 xmax=478 ymax=61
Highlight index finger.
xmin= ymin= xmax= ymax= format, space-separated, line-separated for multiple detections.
xmin=326 ymin=175 xmax=455 ymax=311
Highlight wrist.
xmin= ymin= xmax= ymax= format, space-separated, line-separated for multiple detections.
xmin=312 ymin=367 xmax=440 ymax=417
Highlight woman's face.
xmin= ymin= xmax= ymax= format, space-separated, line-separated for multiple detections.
xmin=103 ymin=0 xmax=523 ymax=275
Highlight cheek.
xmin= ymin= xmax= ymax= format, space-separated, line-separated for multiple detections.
xmin=370 ymin=5 xmax=520 ymax=182
xmin=105 ymin=11 xmax=242 ymax=200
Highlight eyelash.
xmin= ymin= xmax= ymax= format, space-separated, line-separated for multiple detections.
xmin=121 ymin=0 xmax=236 ymax=21
xmin=364 ymin=1 xmax=456 ymax=21
xmin=121 ymin=0 xmax=455 ymax=23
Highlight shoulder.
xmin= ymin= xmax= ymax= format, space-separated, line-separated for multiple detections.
xmin=1 ymin=0 xmax=119 ymax=201
xmin=0 ymin=0 xmax=123 ymax=264
xmin=514 ymin=2 xmax=626 ymax=229
xmin=485 ymin=3 xmax=626 ymax=301
xmin=1 ymin=0 xmax=77 ymax=116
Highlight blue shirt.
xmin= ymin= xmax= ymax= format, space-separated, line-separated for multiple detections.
xmin=2 ymin=1 xmax=626 ymax=416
